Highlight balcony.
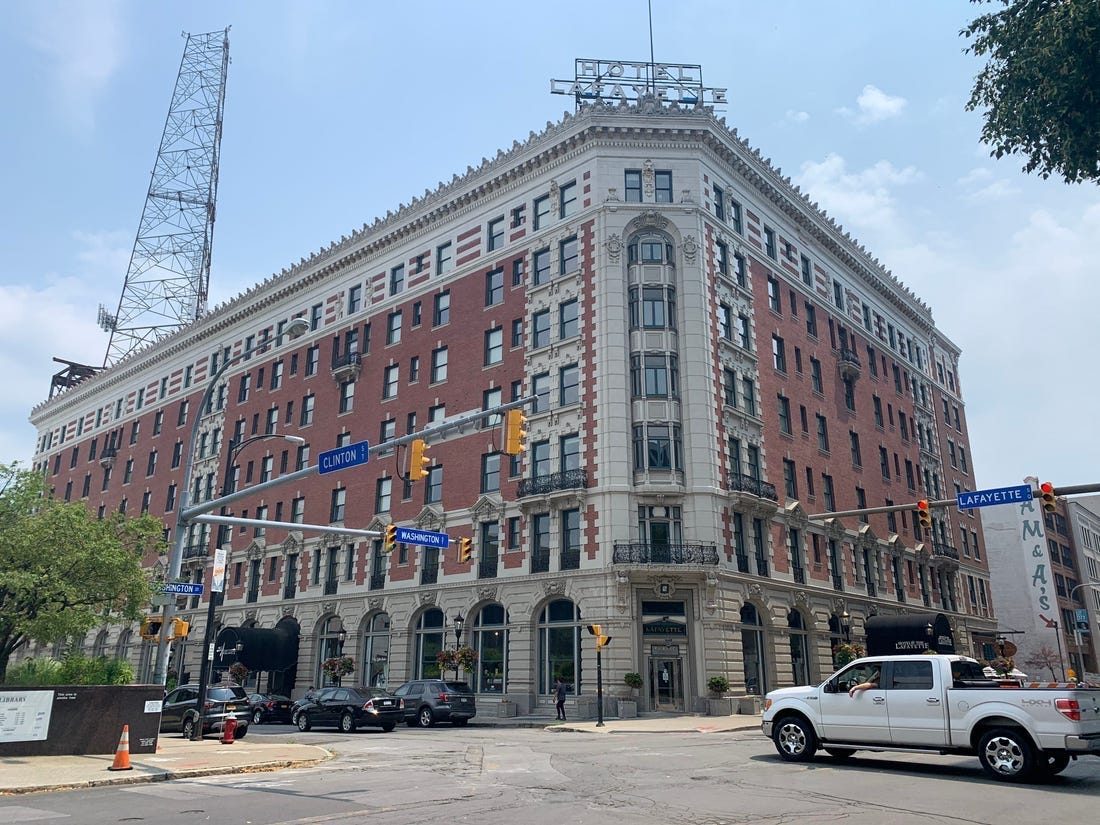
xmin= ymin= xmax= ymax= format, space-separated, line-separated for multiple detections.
xmin=728 ymin=473 xmax=779 ymax=502
xmin=517 ymin=469 xmax=588 ymax=498
xmin=182 ymin=544 xmax=209 ymax=560
xmin=560 ymin=548 xmax=580 ymax=570
xmin=331 ymin=351 xmax=362 ymax=382
xmin=839 ymin=348 xmax=862 ymax=380
xmin=420 ymin=564 xmax=438 ymax=586
xmin=612 ymin=543 xmax=719 ymax=565
xmin=323 ymin=578 xmax=338 ymax=596
xmin=283 ymin=584 xmax=296 ymax=600
xmin=932 ymin=543 xmax=960 ymax=566
xmin=531 ymin=552 xmax=550 ymax=574
xmin=99 ymin=446 xmax=118 ymax=470
xmin=369 ymin=572 xmax=385 ymax=590
xmin=477 ymin=557 xmax=498 ymax=579
xmin=792 ymin=566 xmax=806 ymax=585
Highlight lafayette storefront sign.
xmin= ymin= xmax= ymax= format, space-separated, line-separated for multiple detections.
xmin=643 ymin=619 xmax=686 ymax=635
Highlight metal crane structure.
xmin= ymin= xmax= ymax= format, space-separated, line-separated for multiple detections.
xmin=98 ymin=28 xmax=230 ymax=368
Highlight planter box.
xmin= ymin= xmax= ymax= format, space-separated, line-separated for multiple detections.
xmin=707 ymin=697 xmax=734 ymax=716
xmin=618 ymin=699 xmax=638 ymax=718
xmin=738 ymin=696 xmax=763 ymax=715
xmin=495 ymin=700 xmax=517 ymax=718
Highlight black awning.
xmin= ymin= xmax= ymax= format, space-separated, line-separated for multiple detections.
xmin=865 ymin=612 xmax=955 ymax=656
xmin=215 ymin=624 xmax=300 ymax=672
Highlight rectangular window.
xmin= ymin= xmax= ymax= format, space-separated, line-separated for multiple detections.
xmin=764 ymin=226 xmax=776 ymax=259
xmin=737 ymin=315 xmax=752 ymax=350
xmin=768 ymin=276 xmax=781 ymax=313
xmin=485 ymin=268 xmax=504 ymax=306
xmin=625 ymin=170 xmax=642 ymax=202
xmin=716 ymin=241 xmax=729 ymax=277
xmin=533 ymin=248 xmax=551 ymax=285
xmin=425 ymin=465 xmax=443 ymax=504
xmin=389 ymin=264 xmax=404 ymax=296
xmin=300 ymin=394 xmax=315 ymax=425
xmin=719 ymin=303 xmax=732 ymax=340
xmin=433 ymin=291 xmax=450 ymax=325
xmin=533 ymin=309 xmax=550 ymax=348
xmin=305 ymin=345 xmax=319 ymax=376
xmin=387 ymin=310 xmax=402 ymax=345
xmin=484 ymin=327 xmax=503 ymax=365
xmin=348 ymin=284 xmax=362 ymax=313
xmin=654 ymin=170 xmax=673 ymax=203
xmin=772 ymin=335 xmax=786 ymax=372
xmin=511 ymin=204 xmax=525 ymax=229
xmin=487 ymin=217 xmax=505 ymax=251
xmin=817 ymin=414 xmax=829 ymax=452
xmin=850 ymin=431 xmax=862 ymax=467
xmin=436 ymin=242 xmax=453 ymax=275
xmin=383 ymin=365 xmax=399 ymax=399
xmin=778 ymin=395 xmax=792 ymax=435
xmin=339 ymin=380 xmax=355 ymax=413
xmin=723 ymin=368 xmax=737 ymax=406
xmin=481 ymin=452 xmax=501 ymax=493
xmin=511 ymin=258 xmax=524 ymax=287
xmin=800 ymin=254 xmax=812 ymax=286
xmin=431 ymin=347 xmax=449 ymax=383
xmin=330 ymin=488 xmax=346 ymax=523
xmin=310 ymin=303 xmax=323 ymax=330
xmin=560 ymin=236 xmax=578 ymax=274
xmin=559 ymin=299 xmax=579 ymax=339
xmin=730 ymin=199 xmax=743 ymax=234
xmin=713 ymin=184 xmax=725 ymax=220
xmin=559 ymin=181 xmax=577 ymax=218
xmin=534 ymin=194 xmax=551 ymax=229
xmin=783 ymin=458 xmax=797 ymax=499
xmin=559 ymin=364 xmax=579 ymax=406
xmin=742 ymin=377 xmax=756 ymax=416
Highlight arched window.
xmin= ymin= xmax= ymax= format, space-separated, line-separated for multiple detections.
xmin=627 ymin=234 xmax=674 ymax=265
xmin=537 ymin=599 xmax=582 ymax=695
xmin=92 ymin=629 xmax=108 ymax=659
xmin=415 ymin=608 xmax=445 ymax=678
xmin=788 ymin=609 xmax=810 ymax=686
xmin=472 ymin=603 xmax=509 ymax=693
xmin=741 ymin=603 xmax=767 ymax=695
xmin=116 ymin=629 xmax=132 ymax=666
xmin=361 ymin=612 xmax=391 ymax=688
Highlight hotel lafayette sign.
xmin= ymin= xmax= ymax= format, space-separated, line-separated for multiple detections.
xmin=552 ymin=59 xmax=727 ymax=107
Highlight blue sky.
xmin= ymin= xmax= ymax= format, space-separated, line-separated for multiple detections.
xmin=3 ymin=0 xmax=1098 ymax=493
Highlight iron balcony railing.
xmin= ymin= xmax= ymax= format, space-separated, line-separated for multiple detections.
xmin=283 ymin=584 xmax=296 ymax=600
xmin=755 ymin=556 xmax=770 ymax=577
xmin=531 ymin=552 xmax=550 ymax=574
xmin=420 ymin=565 xmax=438 ymax=586
xmin=324 ymin=578 xmax=338 ymax=596
xmin=728 ymin=473 xmax=779 ymax=501
xmin=517 ymin=469 xmax=588 ymax=498
xmin=331 ymin=350 xmax=362 ymax=370
xmin=246 ymin=587 xmax=259 ymax=604
xmin=792 ymin=566 xmax=806 ymax=584
xmin=735 ymin=553 xmax=750 ymax=574
xmin=832 ymin=575 xmax=844 ymax=592
xmin=932 ymin=543 xmax=960 ymax=560
xmin=369 ymin=572 xmax=385 ymax=590
xmin=478 ymin=558 xmax=498 ymax=579
xmin=866 ymin=580 xmax=877 ymax=597
xmin=612 ymin=543 xmax=719 ymax=565
xmin=840 ymin=348 xmax=861 ymax=369
xmin=922 ymin=593 xmax=932 ymax=607
xmin=182 ymin=544 xmax=209 ymax=560
xmin=560 ymin=548 xmax=581 ymax=570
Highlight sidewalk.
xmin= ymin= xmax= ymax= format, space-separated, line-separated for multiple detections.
xmin=0 ymin=713 xmax=761 ymax=795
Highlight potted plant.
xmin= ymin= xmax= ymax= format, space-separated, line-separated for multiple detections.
xmin=706 ymin=674 xmax=733 ymax=716
xmin=832 ymin=641 xmax=866 ymax=668
xmin=321 ymin=655 xmax=355 ymax=686
xmin=619 ymin=672 xmax=642 ymax=718
xmin=228 ymin=661 xmax=250 ymax=686
xmin=623 ymin=671 xmax=643 ymax=694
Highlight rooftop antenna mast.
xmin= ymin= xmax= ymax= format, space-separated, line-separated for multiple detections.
xmin=99 ymin=28 xmax=230 ymax=367
xmin=647 ymin=0 xmax=656 ymax=95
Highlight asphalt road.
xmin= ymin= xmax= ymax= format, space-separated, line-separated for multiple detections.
xmin=4 ymin=722 xmax=1098 ymax=824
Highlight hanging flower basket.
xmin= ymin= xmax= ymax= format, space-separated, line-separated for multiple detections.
xmin=455 ymin=646 xmax=479 ymax=672
xmin=322 ymin=655 xmax=355 ymax=685
xmin=832 ymin=642 xmax=865 ymax=668
xmin=228 ymin=661 xmax=250 ymax=685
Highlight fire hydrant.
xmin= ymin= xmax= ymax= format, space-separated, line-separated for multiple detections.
xmin=221 ymin=716 xmax=237 ymax=745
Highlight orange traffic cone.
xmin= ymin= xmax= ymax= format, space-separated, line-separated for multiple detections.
xmin=108 ymin=725 xmax=133 ymax=771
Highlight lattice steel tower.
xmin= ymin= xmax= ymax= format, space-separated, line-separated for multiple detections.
xmin=99 ymin=28 xmax=230 ymax=367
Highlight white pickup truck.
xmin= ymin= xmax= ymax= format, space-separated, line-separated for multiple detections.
xmin=761 ymin=654 xmax=1100 ymax=781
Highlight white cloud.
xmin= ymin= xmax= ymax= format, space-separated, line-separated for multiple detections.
xmin=956 ymin=167 xmax=1019 ymax=201
xmin=785 ymin=110 xmax=809 ymax=124
xmin=795 ymin=153 xmax=921 ymax=236
xmin=837 ymin=84 xmax=907 ymax=125
xmin=24 ymin=0 xmax=126 ymax=131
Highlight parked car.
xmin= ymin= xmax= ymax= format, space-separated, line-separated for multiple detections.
xmin=392 ymin=679 xmax=477 ymax=727
xmin=160 ymin=684 xmax=250 ymax=739
xmin=248 ymin=692 xmax=294 ymax=724
xmin=291 ymin=687 xmax=337 ymax=725
xmin=294 ymin=686 xmax=404 ymax=732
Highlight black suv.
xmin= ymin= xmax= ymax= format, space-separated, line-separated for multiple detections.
xmin=294 ymin=686 xmax=404 ymax=732
xmin=393 ymin=679 xmax=477 ymax=727
xmin=161 ymin=684 xmax=250 ymax=739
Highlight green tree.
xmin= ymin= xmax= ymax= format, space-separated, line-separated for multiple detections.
xmin=962 ymin=0 xmax=1100 ymax=183
xmin=0 ymin=463 xmax=164 ymax=682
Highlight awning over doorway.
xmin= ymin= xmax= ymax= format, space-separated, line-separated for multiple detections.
xmin=214 ymin=624 xmax=300 ymax=672
xmin=865 ymin=612 xmax=955 ymax=656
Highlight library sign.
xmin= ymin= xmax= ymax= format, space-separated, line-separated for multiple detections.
xmin=552 ymin=59 xmax=726 ymax=107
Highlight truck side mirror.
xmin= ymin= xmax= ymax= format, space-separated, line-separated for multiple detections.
xmin=823 ymin=680 xmax=837 ymax=694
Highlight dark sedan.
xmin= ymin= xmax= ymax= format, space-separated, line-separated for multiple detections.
xmin=294 ymin=686 xmax=404 ymax=732
xmin=248 ymin=693 xmax=293 ymax=724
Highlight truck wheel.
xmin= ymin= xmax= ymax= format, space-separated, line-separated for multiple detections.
xmin=978 ymin=727 xmax=1036 ymax=781
xmin=824 ymin=747 xmax=856 ymax=760
xmin=773 ymin=715 xmax=817 ymax=762
xmin=1034 ymin=752 xmax=1070 ymax=778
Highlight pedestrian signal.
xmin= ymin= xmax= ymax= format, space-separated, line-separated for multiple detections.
xmin=169 ymin=618 xmax=190 ymax=640
xmin=139 ymin=617 xmax=163 ymax=640
xmin=1040 ymin=482 xmax=1056 ymax=514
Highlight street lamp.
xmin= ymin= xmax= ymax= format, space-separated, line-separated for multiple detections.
xmin=190 ymin=431 xmax=308 ymax=740
xmin=154 ymin=316 xmax=310 ymax=686
xmin=337 ymin=628 xmax=347 ymax=655
xmin=841 ymin=611 xmax=851 ymax=643
xmin=453 ymin=614 xmax=464 ymax=646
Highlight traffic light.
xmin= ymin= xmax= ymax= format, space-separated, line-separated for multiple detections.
xmin=916 ymin=499 xmax=931 ymax=530
xmin=169 ymin=618 xmax=190 ymax=640
xmin=409 ymin=438 xmax=431 ymax=481
xmin=139 ymin=617 xmax=162 ymax=640
xmin=586 ymin=624 xmax=612 ymax=651
xmin=383 ymin=524 xmax=397 ymax=554
xmin=458 ymin=537 xmax=472 ymax=563
xmin=503 ymin=409 xmax=528 ymax=455
xmin=1040 ymin=482 xmax=1056 ymax=513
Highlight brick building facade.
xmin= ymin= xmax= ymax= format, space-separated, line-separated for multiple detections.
xmin=28 ymin=96 xmax=997 ymax=714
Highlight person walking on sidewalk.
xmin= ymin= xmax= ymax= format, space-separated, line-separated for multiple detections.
xmin=554 ymin=678 xmax=568 ymax=720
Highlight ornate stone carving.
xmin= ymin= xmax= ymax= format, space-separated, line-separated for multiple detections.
xmin=282 ymin=605 xmax=296 ymax=617
xmin=419 ymin=591 xmax=437 ymax=606
xmin=704 ymin=571 xmax=718 ymax=613
xmin=642 ymin=159 xmax=655 ymax=197
xmin=616 ymin=570 xmax=630 ymax=614
xmin=793 ymin=591 xmax=808 ymax=607
xmin=322 ymin=602 xmax=337 ymax=615
xmin=640 ymin=210 xmax=668 ymax=230
xmin=606 ymin=233 xmax=623 ymax=263
xmin=543 ymin=580 xmax=566 ymax=597
xmin=549 ymin=179 xmax=560 ymax=203
xmin=748 ymin=583 xmax=763 ymax=598
xmin=368 ymin=597 xmax=384 ymax=611
xmin=651 ymin=576 xmax=677 ymax=599
xmin=245 ymin=610 xmax=257 ymax=622
xmin=606 ymin=187 xmax=621 ymax=202
xmin=682 ymin=234 xmax=698 ymax=263
xmin=477 ymin=586 xmax=499 ymax=602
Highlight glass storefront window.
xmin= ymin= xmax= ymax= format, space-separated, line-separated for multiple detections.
xmin=473 ymin=603 xmax=509 ymax=693
xmin=537 ymin=599 xmax=581 ymax=695
xmin=415 ymin=608 xmax=445 ymax=678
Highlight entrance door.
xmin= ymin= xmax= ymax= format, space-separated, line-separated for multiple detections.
xmin=649 ymin=657 xmax=683 ymax=712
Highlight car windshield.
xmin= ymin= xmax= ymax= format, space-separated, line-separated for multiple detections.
xmin=209 ymin=687 xmax=248 ymax=701
xmin=444 ymin=682 xmax=472 ymax=693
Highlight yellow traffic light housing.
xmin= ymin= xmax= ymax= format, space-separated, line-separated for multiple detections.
xmin=1040 ymin=482 xmax=1056 ymax=513
xmin=170 ymin=618 xmax=190 ymax=640
xmin=504 ymin=409 xmax=528 ymax=455
xmin=916 ymin=499 xmax=931 ymax=530
xmin=409 ymin=438 xmax=431 ymax=481
xmin=139 ymin=617 xmax=163 ymax=640
xmin=458 ymin=537 xmax=472 ymax=564
xmin=383 ymin=524 xmax=397 ymax=554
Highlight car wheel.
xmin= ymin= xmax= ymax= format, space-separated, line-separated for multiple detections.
xmin=340 ymin=712 xmax=357 ymax=733
xmin=297 ymin=712 xmax=312 ymax=732
xmin=452 ymin=718 xmax=469 ymax=727
xmin=824 ymin=747 xmax=855 ymax=760
xmin=382 ymin=722 xmax=395 ymax=732
xmin=978 ymin=727 xmax=1037 ymax=781
xmin=772 ymin=715 xmax=817 ymax=762
xmin=417 ymin=706 xmax=435 ymax=728
xmin=234 ymin=725 xmax=247 ymax=739
xmin=252 ymin=709 xmax=264 ymax=725
xmin=1034 ymin=752 xmax=1071 ymax=778
xmin=182 ymin=717 xmax=197 ymax=740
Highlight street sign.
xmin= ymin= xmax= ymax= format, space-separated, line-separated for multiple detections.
xmin=158 ymin=582 xmax=204 ymax=596
xmin=956 ymin=484 xmax=1033 ymax=510
xmin=396 ymin=526 xmax=450 ymax=549
xmin=318 ymin=440 xmax=371 ymax=475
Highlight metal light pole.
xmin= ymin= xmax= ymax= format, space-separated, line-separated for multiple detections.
xmin=452 ymin=614 xmax=464 ymax=681
xmin=190 ymin=432 xmax=305 ymax=739
xmin=153 ymin=317 xmax=310 ymax=686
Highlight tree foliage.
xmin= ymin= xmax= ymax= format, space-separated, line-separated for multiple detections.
xmin=1022 ymin=643 xmax=1063 ymax=679
xmin=962 ymin=0 xmax=1100 ymax=183
xmin=0 ymin=463 xmax=164 ymax=682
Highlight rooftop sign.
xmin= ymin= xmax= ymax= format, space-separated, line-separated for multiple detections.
xmin=551 ymin=59 xmax=726 ymax=108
